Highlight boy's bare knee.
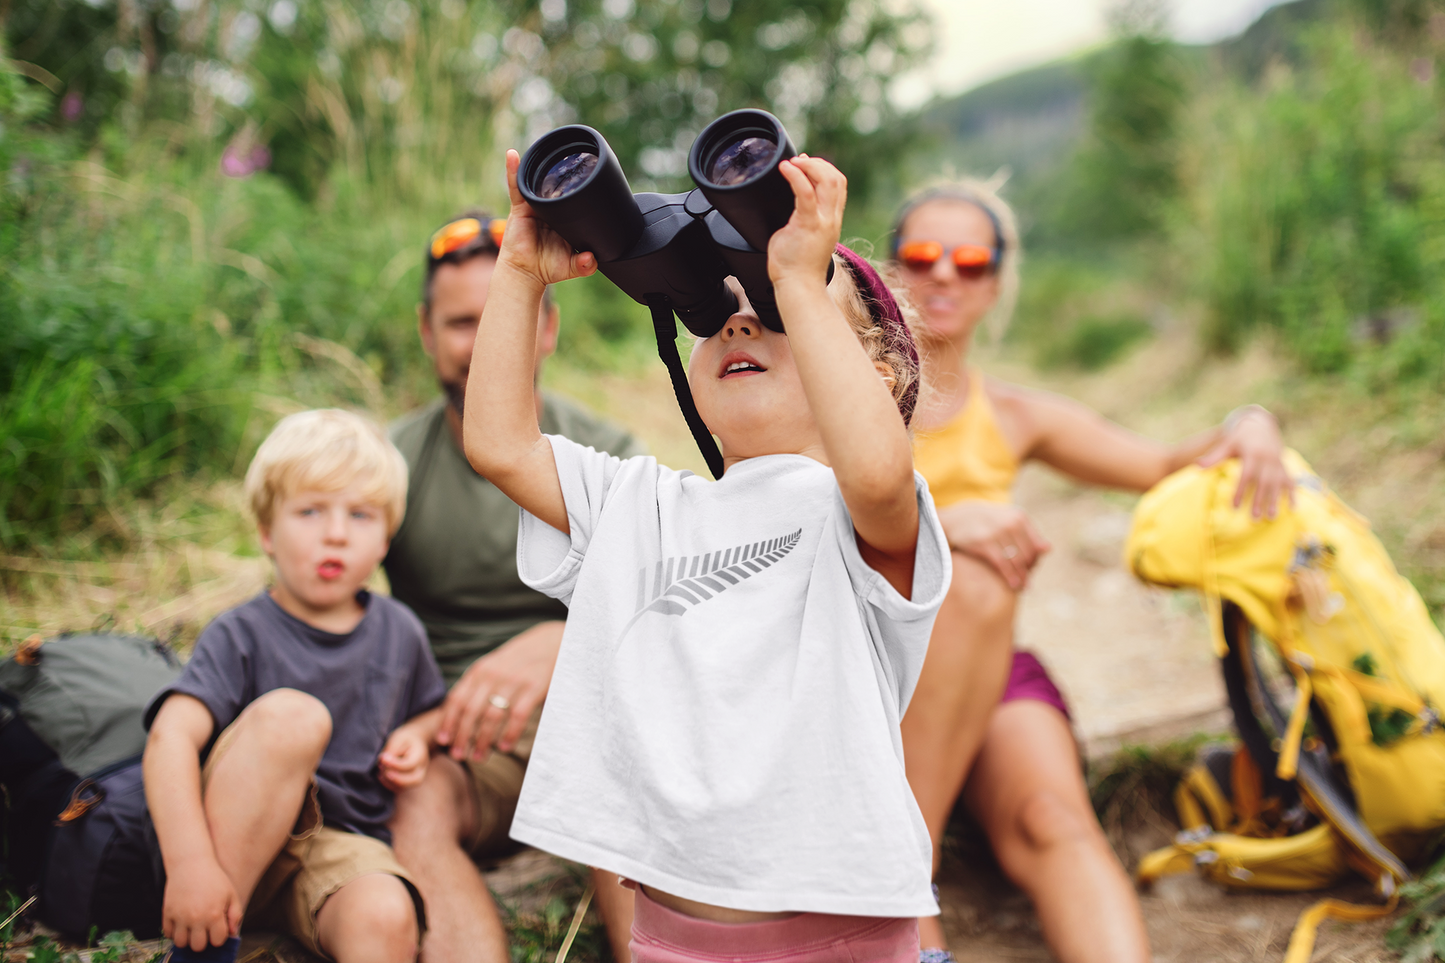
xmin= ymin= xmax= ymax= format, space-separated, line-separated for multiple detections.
xmin=368 ymin=881 xmax=421 ymax=950
xmin=1013 ymin=790 xmax=1090 ymax=853
xmin=245 ymin=688 xmax=332 ymax=755
xmin=322 ymin=875 xmax=419 ymax=962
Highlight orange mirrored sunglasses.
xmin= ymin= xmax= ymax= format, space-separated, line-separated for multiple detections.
xmin=429 ymin=217 xmax=508 ymax=260
xmin=897 ymin=239 xmax=999 ymax=279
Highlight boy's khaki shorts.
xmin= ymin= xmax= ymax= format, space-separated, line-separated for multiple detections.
xmin=462 ymin=708 xmax=539 ymax=857
xmin=202 ymin=720 xmax=425 ymax=958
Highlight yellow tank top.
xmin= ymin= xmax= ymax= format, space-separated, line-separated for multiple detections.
xmin=912 ymin=368 xmax=1020 ymax=507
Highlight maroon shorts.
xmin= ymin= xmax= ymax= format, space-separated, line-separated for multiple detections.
xmin=1000 ymin=650 xmax=1070 ymax=720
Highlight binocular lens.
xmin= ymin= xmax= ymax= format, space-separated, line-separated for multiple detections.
xmin=538 ymin=152 xmax=600 ymax=199
xmin=708 ymin=136 xmax=777 ymax=187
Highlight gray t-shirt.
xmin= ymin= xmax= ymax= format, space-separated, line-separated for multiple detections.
xmin=511 ymin=436 xmax=951 ymax=917
xmin=384 ymin=393 xmax=646 ymax=684
xmin=144 ymin=591 xmax=446 ymax=843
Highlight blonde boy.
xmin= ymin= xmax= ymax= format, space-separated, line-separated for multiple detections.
xmin=142 ymin=409 xmax=447 ymax=963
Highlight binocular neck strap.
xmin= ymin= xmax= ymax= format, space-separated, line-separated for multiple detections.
xmin=648 ymin=297 xmax=725 ymax=480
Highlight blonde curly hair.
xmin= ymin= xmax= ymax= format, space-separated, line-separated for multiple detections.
xmin=828 ymin=252 xmax=925 ymax=426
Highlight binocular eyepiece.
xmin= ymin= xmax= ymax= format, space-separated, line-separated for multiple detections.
xmin=517 ymin=109 xmax=820 ymax=336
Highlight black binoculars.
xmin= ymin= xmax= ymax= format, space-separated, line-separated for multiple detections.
xmin=517 ymin=108 xmax=828 ymax=335
xmin=517 ymin=109 xmax=828 ymax=479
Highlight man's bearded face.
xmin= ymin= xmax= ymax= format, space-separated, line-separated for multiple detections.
xmin=441 ymin=375 xmax=467 ymax=418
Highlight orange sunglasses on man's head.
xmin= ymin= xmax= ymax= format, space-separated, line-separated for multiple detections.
xmin=429 ymin=216 xmax=508 ymax=260
xmin=896 ymin=239 xmax=999 ymax=280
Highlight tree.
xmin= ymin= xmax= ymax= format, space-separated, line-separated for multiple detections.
xmin=5 ymin=0 xmax=933 ymax=206
xmin=1056 ymin=0 xmax=1186 ymax=243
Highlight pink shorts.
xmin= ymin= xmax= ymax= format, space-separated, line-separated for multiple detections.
xmin=627 ymin=884 xmax=920 ymax=962
xmin=1001 ymin=650 xmax=1070 ymax=720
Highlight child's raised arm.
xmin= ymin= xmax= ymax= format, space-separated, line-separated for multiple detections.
xmin=769 ymin=156 xmax=920 ymax=597
xmin=462 ymin=149 xmax=598 ymax=534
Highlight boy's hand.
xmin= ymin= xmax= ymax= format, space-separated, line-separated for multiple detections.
xmin=497 ymin=149 xmax=599 ymax=289
xmin=378 ymin=725 xmax=431 ymax=791
xmin=767 ymin=154 xmax=847 ymax=287
xmin=162 ymin=857 xmax=242 ymax=952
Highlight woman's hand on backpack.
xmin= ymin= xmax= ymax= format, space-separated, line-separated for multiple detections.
xmin=768 ymin=154 xmax=847 ymax=287
xmin=497 ymin=149 xmax=598 ymax=289
xmin=163 ymin=856 xmax=242 ymax=952
xmin=1197 ymin=405 xmax=1295 ymax=519
xmin=937 ymin=500 xmax=1051 ymax=590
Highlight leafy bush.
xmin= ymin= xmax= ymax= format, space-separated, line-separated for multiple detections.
xmin=1388 ymin=848 xmax=1445 ymax=962
xmin=1 ymin=0 xmax=931 ymax=550
xmin=1186 ymin=17 xmax=1445 ymax=380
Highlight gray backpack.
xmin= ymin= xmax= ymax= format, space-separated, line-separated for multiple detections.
xmin=0 ymin=632 xmax=181 ymax=776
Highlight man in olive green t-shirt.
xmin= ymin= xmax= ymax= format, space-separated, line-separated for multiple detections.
xmin=384 ymin=212 xmax=643 ymax=963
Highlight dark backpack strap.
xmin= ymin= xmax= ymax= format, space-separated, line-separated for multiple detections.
xmin=1219 ymin=602 xmax=1298 ymax=805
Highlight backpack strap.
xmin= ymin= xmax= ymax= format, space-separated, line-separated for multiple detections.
xmin=1283 ymin=888 xmax=1399 ymax=963
xmin=1175 ymin=762 xmax=1234 ymax=833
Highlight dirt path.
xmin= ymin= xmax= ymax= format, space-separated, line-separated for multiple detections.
xmin=1006 ymin=464 xmax=1227 ymax=758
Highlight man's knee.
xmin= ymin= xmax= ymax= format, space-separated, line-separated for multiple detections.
xmin=240 ymin=689 xmax=332 ymax=758
xmin=390 ymin=756 xmax=473 ymax=850
xmin=946 ymin=552 xmax=1017 ymax=627
xmin=1012 ymin=789 xmax=1093 ymax=854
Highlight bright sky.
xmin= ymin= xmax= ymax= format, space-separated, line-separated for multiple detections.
xmin=893 ymin=0 xmax=1292 ymax=108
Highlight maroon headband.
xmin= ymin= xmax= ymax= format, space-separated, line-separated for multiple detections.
xmin=835 ymin=243 xmax=920 ymax=426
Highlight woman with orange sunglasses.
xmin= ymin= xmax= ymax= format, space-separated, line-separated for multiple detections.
xmin=892 ymin=183 xmax=1295 ymax=963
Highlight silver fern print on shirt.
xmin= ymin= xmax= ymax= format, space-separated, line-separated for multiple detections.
xmin=623 ymin=529 xmax=804 ymax=631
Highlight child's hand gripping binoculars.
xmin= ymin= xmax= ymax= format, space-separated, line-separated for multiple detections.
xmin=517 ymin=109 xmax=828 ymax=478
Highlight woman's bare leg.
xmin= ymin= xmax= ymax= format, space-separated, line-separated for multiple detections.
xmin=964 ymin=701 xmax=1150 ymax=963
xmin=903 ymin=551 xmax=1017 ymax=951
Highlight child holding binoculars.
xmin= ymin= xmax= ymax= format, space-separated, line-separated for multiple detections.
xmin=464 ymin=147 xmax=951 ymax=960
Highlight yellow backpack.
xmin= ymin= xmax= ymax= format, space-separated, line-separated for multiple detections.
xmin=1125 ymin=451 xmax=1445 ymax=962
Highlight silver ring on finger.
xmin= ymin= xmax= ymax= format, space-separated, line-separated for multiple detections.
xmin=487 ymin=694 xmax=511 ymax=711
xmin=1002 ymin=544 xmax=1019 ymax=559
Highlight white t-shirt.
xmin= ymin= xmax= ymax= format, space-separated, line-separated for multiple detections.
xmin=512 ymin=435 xmax=951 ymax=917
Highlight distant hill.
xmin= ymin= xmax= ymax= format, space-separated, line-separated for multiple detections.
xmin=903 ymin=0 xmax=1330 ymax=200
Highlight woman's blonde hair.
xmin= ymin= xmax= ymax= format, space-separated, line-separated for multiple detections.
xmin=828 ymin=254 xmax=925 ymax=424
xmin=245 ymin=409 xmax=410 ymax=535
xmin=891 ymin=178 xmax=1022 ymax=342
